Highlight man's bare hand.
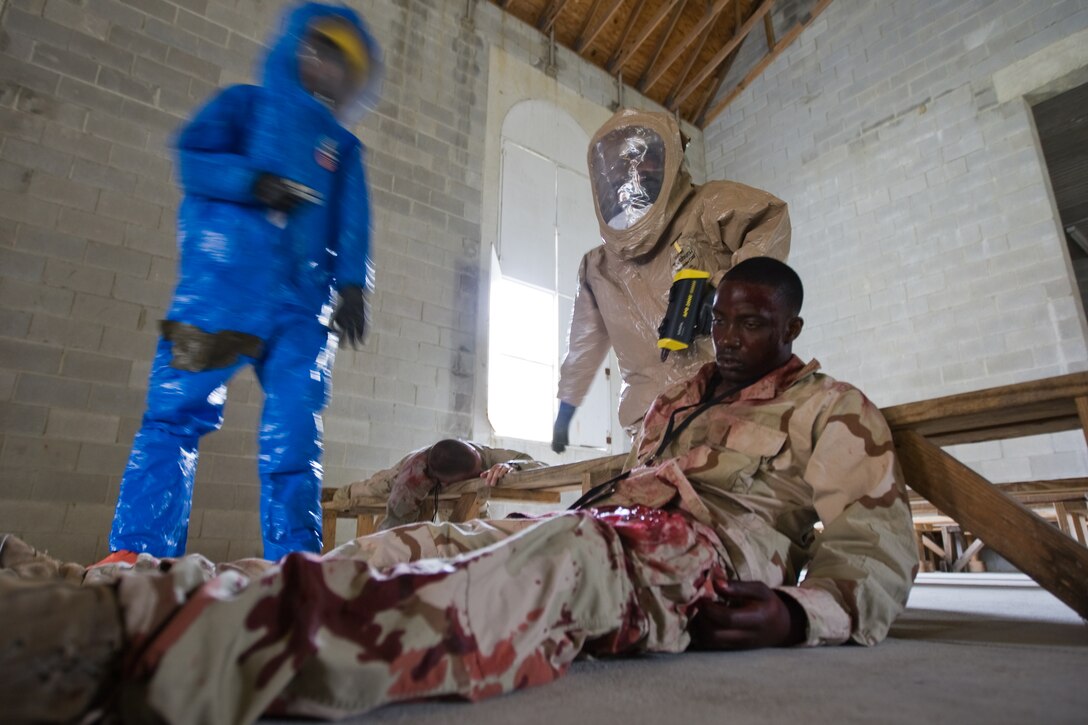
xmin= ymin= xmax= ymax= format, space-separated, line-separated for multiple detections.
xmin=480 ymin=463 xmax=515 ymax=487
xmin=689 ymin=579 xmax=806 ymax=650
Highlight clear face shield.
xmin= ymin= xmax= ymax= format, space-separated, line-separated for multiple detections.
xmin=591 ymin=127 xmax=667 ymax=230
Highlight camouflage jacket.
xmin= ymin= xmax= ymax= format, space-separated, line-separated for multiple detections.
xmin=611 ymin=356 xmax=917 ymax=646
xmin=332 ymin=444 xmax=543 ymax=529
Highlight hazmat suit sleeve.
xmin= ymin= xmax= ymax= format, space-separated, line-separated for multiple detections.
xmin=333 ymin=141 xmax=373 ymax=291
xmin=697 ymin=181 xmax=791 ymax=278
xmin=175 ymin=85 xmax=262 ymax=203
xmin=557 ymin=253 xmax=612 ymax=407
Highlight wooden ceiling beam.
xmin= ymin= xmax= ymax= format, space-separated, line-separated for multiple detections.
xmin=636 ymin=0 xmax=689 ymax=90
xmin=537 ymin=0 xmax=573 ymax=32
xmin=693 ymin=34 xmax=746 ymax=122
xmin=574 ymin=0 xmax=603 ymax=43
xmin=608 ymin=0 xmax=685 ymax=74
xmin=672 ymin=0 xmax=775 ymax=109
xmin=701 ymin=0 xmax=836 ymax=127
xmin=605 ymin=1 xmax=647 ymax=73
xmin=763 ymin=12 xmax=776 ymax=50
xmin=665 ymin=15 xmax=716 ymax=109
xmin=639 ymin=0 xmax=733 ymax=94
xmin=575 ymin=0 xmax=628 ymax=53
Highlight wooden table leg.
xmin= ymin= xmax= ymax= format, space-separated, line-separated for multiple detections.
xmin=896 ymin=430 xmax=1088 ymax=618
xmin=919 ymin=533 xmax=947 ymax=570
xmin=355 ymin=514 xmax=378 ymax=538
xmin=451 ymin=492 xmax=484 ymax=522
xmin=953 ymin=537 xmax=987 ymax=573
xmin=321 ymin=508 xmax=336 ymax=554
xmin=1075 ymin=396 xmax=1088 ymax=449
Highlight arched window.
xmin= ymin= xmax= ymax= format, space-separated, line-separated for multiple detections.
xmin=488 ymin=100 xmax=615 ymax=447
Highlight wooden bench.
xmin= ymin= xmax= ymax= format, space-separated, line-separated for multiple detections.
xmin=322 ymin=372 xmax=1088 ymax=619
xmin=910 ymin=479 xmax=1088 ymax=572
xmin=884 ymin=372 xmax=1088 ymax=618
xmin=321 ymin=454 xmax=627 ymax=551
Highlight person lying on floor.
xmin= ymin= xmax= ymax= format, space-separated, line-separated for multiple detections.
xmin=0 ymin=258 xmax=917 ymax=725
xmin=333 ymin=438 xmax=545 ymax=530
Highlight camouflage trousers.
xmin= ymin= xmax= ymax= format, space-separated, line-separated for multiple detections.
xmin=106 ymin=508 xmax=727 ymax=723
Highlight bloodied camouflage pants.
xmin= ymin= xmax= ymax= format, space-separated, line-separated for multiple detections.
xmin=110 ymin=508 xmax=727 ymax=724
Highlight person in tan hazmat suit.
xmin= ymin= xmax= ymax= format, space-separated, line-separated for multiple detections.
xmin=552 ymin=108 xmax=791 ymax=452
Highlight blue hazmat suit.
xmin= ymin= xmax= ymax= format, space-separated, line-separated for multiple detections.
xmin=109 ymin=3 xmax=381 ymax=561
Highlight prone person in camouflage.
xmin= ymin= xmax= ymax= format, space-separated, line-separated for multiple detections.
xmin=332 ymin=438 xmax=545 ymax=529
xmin=0 ymin=258 xmax=916 ymax=724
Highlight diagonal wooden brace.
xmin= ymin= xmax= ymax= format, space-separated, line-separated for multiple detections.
xmin=896 ymin=430 xmax=1088 ymax=619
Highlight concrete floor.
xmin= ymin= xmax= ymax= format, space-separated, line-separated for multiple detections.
xmin=274 ymin=574 xmax=1088 ymax=725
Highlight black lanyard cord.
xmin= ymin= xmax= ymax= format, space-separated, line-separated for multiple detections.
xmin=569 ymin=373 xmax=753 ymax=511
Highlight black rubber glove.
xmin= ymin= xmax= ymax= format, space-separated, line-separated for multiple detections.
xmin=551 ymin=401 xmax=577 ymax=453
xmin=332 ymin=285 xmax=368 ymax=348
xmin=253 ymin=174 xmax=304 ymax=213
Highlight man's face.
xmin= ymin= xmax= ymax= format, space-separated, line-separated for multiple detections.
xmin=429 ymin=448 xmax=484 ymax=486
xmin=711 ymin=280 xmax=802 ymax=384
xmin=298 ymin=32 xmax=353 ymax=108
xmin=591 ymin=127 xmax=667 ymax=228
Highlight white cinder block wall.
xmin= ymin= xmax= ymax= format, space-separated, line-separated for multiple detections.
xmin=0 ymin=0 xmax=695 ymax=562
xmin=704 ymin=0 xmax=1088 ymax=483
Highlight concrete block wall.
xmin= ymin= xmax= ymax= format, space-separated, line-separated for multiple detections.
xmin=0 ymin=0 xmax=664 ymax=562
xmin=704 ymin=0 xmax=1088 ymax=483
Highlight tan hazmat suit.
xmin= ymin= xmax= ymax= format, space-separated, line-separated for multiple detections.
xmin=558 ymin=109 xmax=791 ymax=428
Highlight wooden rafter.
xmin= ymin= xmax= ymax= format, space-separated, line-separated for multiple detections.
xmin=575 ymin=0 xmax=627 ymax=53
xmin=763 ymin=12 xmax=776 ymax=50
xmin=665 ymin=15 xmax=717 ymax=109
xmin=608 ymin=0 xmax=685 ymax=74
xmin=701 ymin=0 xmax=835 ymax=127
xmin=536 ymin=0 xmax=572 ymax=32
xmin=487 ymin=0 xmax=833 ymax=126
xmin=636 ymin=0 xmax=688 ymax=90
xmin=574 ymin=0 xmax=603 ymax=43
xmin=694 ymin=34 xmax=746 ymax=122
xmin=605 ymin=1 xmax=647 ymax=72
xmin=639 ymin=0 xmax=733 ymax=94
xmin=672 ymin=0 xmax=775 ymax=109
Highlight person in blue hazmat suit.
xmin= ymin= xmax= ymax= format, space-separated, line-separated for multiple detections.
xmin=104 ymin=3 xmax=382 ymax=563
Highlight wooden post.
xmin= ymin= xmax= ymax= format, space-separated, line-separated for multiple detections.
xmin=321 ymin=509 xmax=336 ymax=554
xmin=896 ymin=430 xmax=1088 ymax=618
xmin=355 ymin=514 xmax=378 ymax=539
xmin=451 ymin=492 xmax=484 ymax=522
xmin=1076 ymin=396 xmax=1088 ymax=449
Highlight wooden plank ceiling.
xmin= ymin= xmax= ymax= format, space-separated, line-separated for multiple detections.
xmin=489 ymin=0 xmax=833 ymax=128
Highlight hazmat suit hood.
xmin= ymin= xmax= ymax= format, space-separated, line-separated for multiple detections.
xmin=588 ymin=109 xmax=695 ymax=261
xmin=261 ymin=2 xmax=383 ymax=125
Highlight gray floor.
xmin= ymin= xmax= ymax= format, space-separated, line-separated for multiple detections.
xmin=271 ymin=574 xmax=1087 ymax=725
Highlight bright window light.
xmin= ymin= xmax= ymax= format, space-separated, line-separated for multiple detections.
xmin=488 ymin=276 xmax=557 ymax=441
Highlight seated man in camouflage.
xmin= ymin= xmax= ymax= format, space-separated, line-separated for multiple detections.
xmin=0 ymin=258 xmax=916 ymax=724
xmin=333 ymin=438 xmax=544 ymax=529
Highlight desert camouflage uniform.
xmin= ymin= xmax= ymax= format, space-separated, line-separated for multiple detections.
xmin=0 ymin=357 xmax=914 ymax=723
xmin=603 ymin=354 xmax=918 ymax=645
xmin=97 ymin=510 xmax=726 ymax=724
xmin=331 ymin=444 xmax=543 ymax=529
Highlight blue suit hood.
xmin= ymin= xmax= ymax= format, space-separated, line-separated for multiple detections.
xmin=261 ymin=2 xmax=383 ymax=124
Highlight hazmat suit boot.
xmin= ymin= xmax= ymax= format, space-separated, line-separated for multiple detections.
xmin=558 ymin=109 xmax=791 ymax=429
xmin=0 ymin=533 xmax=85 ymax=583
xmin=0 ymin=576 xmax=123 ymax=723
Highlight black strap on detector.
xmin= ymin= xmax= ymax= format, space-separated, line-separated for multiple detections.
xmin=568 ymin=373 xmax=753 ymax=511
